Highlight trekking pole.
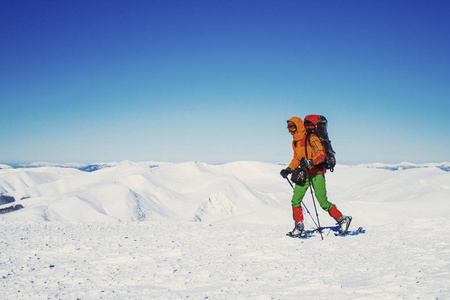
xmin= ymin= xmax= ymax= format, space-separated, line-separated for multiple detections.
xmin=286 ymin=178 xmax=320 ymax=230
xmin=305 ymin=173 xmax=324 ymax=240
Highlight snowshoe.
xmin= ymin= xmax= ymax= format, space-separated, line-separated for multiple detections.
xmin=337 ymin=215 xmax=352 ymax=235
xmin=286 ymin=222 xmax=308 ymax=238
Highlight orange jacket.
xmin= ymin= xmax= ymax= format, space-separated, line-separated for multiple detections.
xmin=287 ymin=117 xmax=327 ymax=176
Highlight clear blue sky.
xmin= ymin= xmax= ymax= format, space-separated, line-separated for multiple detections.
xmin=1 ymin=0 xmax=449 ymax=164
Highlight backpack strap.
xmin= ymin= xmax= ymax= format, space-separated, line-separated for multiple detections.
xmin=305 ymin=133 xmax=327 ymax=171
xmin=304 ymin=132 xmax=312 ymax=160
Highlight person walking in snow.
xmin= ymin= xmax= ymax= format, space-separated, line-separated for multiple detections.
xmin=280 ymin=116 xmax=352 ymax=237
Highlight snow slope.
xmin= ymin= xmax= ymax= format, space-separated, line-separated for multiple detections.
xmin=1 ymin=161 xmax=449 ymax=299
xmin=0 ymin=161 xmax=288 ymax=223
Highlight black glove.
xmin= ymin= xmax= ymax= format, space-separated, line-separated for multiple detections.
xmin=280 ymin=168 xmax=293 ymax=179
xmin=300 ymin=158 xmax=314 ymax=169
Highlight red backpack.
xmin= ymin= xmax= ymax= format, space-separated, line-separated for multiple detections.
xmin=303 ymin=115 xmax=336 ymax=172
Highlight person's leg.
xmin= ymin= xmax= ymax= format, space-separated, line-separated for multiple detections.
xmin=310 ymin=174 xmax=334 ymax=211
xmin=310 ymin=174 xmax=352 ymax=234
xmin=288 ymin=182 xmax=309 ymax=236
xmin=291 ymin=182 xmax=309 ymax=210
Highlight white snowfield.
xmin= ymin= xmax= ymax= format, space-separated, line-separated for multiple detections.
xmin=1 ymin=161 xmax=449 ymax=299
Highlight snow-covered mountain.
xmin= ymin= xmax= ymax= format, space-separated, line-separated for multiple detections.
xmin=16 ymin=162 xmax=87 ymax=168
xmin=1 ymin=161 xmax=448 ymax=224
xmin=0 ymin=161 xmax=287 ymax=223
xmin=11 ymin=160 xmax=168 ymax=172
xmin=356 ymin=161 xmax=450 ymax=172
xmin=1 ymin=161 xmax=449 ymax=299
xmin=0 ymin=163 xmax=13 ymax=169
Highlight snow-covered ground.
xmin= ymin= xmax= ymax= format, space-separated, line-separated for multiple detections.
xmin=1 ymin=161 xmax=449 ymax=299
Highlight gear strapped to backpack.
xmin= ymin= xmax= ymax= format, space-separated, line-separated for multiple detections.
xmin=291 ymin=167 xmax=307 ymax=185
xmin=303 ymin=115 xmax=336 ymax=172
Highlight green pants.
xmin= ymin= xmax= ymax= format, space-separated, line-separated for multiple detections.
xmin=291 ymin=174 xmax=334 ymax=211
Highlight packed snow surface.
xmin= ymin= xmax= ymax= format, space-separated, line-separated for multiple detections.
xmin=1 ymin=161 xmax=449 ymax=299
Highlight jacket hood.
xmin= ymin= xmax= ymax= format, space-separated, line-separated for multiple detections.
xmin=287 ymin=116 xmax=306 ymax=141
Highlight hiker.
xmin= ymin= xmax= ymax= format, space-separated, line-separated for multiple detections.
xmin=280 ymin=116 xmax=351 ymax=237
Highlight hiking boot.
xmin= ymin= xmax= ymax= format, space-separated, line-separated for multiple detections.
xmin=287 ymin=222 xmax=307 ymax=237
xmin=337 ymin=215 xmax=352 ymax=235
